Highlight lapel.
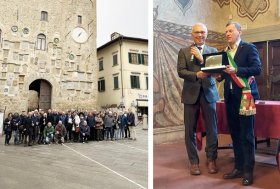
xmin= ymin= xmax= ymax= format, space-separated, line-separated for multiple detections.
xmin=233 ymin=40 xmax=244 ymax=61
xmin=202 ymin=45 xmax=209 ymax=55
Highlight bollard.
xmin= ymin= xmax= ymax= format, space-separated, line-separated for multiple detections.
xmin=142 ymin=114 xmax=148 ymax=130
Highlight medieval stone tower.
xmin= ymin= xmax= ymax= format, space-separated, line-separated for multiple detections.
xmin=0 ymin=0 xmax=97 ymax=113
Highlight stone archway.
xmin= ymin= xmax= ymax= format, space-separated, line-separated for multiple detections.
xmin=28 ymin=79 xmax=52 ymax=111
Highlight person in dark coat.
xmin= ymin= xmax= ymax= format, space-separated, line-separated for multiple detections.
xmin=221 ymin=21 xmax=262 ymax=186
xmin=86 ymin=112 xmax=95 ymax=141
xmin=80 ymin=121 xmax=90 ymax=143
xmin=11 ymin=112 xmax=21 ymax=145
xmin=3 ymin=113 xmax=13 ymax=145
xmin=38 ymin=113 xmax=47 ymax=144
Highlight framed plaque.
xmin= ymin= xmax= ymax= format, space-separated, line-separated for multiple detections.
xmin=201 ymin=51 xmax=228 ymax=73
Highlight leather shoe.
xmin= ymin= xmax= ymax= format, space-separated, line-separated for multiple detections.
xmin=190 ymin=164 xmax=201 ymax=175
xmin=242 ymin=173 xmax=253 ymax=186
xmin=223 ymin=169 xmax=243 ymax=179
xmin=207 ymin=160 xmax=218 ymax=174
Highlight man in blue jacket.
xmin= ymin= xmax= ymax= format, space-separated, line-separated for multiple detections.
xmin=221 ymin=21 xmax=262 ymax=186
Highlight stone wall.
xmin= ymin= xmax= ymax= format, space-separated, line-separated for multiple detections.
xmin=0 ymin=0 xmax=97 ymax=114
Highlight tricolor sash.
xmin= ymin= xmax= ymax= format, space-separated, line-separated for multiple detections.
xmin=227 ymin=50 xmax=256 ymax=116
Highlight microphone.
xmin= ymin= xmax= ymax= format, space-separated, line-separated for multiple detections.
xmin=190 ymin=43 xmax=197 ymax=61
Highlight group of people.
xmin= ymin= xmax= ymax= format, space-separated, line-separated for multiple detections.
xmin=2 ymin=108 xmax=137 ymax=146
xmin=178 ymin=21 xmax=261 ymax=186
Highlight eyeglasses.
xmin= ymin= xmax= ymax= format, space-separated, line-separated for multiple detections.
xmin=193 ymin=31 xmax=206 ymax=35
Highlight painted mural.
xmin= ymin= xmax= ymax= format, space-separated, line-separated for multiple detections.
xmin=212 ymin=0 xmax=230 ymax=8
xmin=233 ymin=0 xmax=270 ymax=21
xmin=153 ymin=6 xmax=227 ymax=128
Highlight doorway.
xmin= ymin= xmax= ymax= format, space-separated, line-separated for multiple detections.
xmin=28 ymin=79 xmax=52 ymax=111
xmin=254 ymin=40 xmax=280 ymax=100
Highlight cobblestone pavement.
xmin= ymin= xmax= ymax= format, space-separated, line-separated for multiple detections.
xmin=0 ymin=125 xmax=148 ymax=189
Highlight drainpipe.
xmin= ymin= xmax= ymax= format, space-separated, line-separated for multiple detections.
xmin=119 ymin=36 xmax=124 ymax=111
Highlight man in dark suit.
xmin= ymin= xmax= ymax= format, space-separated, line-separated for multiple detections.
xmin=177 ymin=23 xmax=220 ymax=175
xmin=221 ymin=21 xmax=261 ymax=186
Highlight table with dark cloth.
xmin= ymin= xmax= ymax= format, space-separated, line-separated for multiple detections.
xmin=196 ymin=100 xmax=280 ymax=149
xmin=196 ymin=100 xmax=280 ymax=170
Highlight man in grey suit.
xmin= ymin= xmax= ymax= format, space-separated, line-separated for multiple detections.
xmin=177 ymin=23 xmax=220 ymax=175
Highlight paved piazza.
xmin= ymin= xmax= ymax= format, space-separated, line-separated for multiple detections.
xmin=0 ymin=126 xmax=148 ymax=189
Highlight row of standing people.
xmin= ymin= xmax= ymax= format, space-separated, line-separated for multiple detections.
xmin=2 ymin=108 xmax=136 ymax=146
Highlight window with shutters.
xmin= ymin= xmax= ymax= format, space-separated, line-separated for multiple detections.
xmin=113 ymin=76 xmax=119 ymax=89
xmin=128 ymin=53 xmax=138 ymax=64
xmin=99 ymin=60 xmax=104 ymax=71
xmin=113 ymin=54 xmax=118 ymax=66
xmin=143 ymin=54 xmax=148 ymax=65
xmin=41 ymin=11 xmax=48 ymax=21
xmin=130 ymin=75 xmax=140 ymax=89
xmin=98 ymin=79 xmax=105 ymax=92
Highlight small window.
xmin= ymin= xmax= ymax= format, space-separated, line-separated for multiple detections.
xmin=113 ymin=54 xmax=118 ymax=66
xmin=41 ymin=11 xmax=48 ymax=21
xmin=98 ymin=79 xmax=105 ymax=92
xmin=113 ymin=76 xmax=119 ymax=89
xmin=128 ymin=53 xmax=138 ymax=64
xmin=146 ymin=76 xmax=148 ymax=90
xmin=130 ymin=75 xmax=140 ymax=89
xmin=99 ymin=60 xmax=104 ymax=71
xmin=78 ymin=15 xmax=82 ymax=24
xmin=37 ymin=34 xmax=46 ymax=50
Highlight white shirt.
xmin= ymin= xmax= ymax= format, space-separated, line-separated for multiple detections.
xmin=228 ymin=38 xmax=241 ymax=59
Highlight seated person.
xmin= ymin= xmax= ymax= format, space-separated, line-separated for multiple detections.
xmin=55 ymin=120 xmax=67 ymax=144
xmin=80 ymin=121 xmax=90 ymax=143
xmin=43 ymin=122 xmax=54 ymax=144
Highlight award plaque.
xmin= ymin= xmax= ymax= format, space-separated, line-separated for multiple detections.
xmin=201 ymin=51 xmax=228 ymax=73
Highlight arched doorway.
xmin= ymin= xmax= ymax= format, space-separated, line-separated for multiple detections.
xmin=28 ymin=79 xmax=52 ymax=111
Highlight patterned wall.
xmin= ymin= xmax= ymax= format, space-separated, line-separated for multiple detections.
xmin=153 ymin=6 xmax=227 ymax=128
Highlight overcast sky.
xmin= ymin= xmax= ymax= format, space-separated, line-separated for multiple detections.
xmin=96 ymin=0 xmax=148 ymax=47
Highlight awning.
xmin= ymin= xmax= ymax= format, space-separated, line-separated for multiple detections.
xmin=137 ymin=100 xmax=148 ymax=107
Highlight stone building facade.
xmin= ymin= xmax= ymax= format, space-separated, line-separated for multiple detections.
xmin=0 ymin=0 xmax=97 ymax=114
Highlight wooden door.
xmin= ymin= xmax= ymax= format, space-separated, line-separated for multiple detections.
xmin=268 ymin=40 xmax=280 ymax=100
xmin=254 ymin=42 xmax=269 ymax=100
xmin=39 ymin=80 xmax=51 ymax=111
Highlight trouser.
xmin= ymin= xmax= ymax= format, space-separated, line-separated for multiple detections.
xmin=89 ymin=127 xmax=95 ymax=141
xmin=128 ymin=126 xmax=136 ymax=139
xmin=119 ymin=126 xmax=125 ymax=139
xmin=38 ymin=133 xmax=44 ymax=144
xmin=96 ymin=129 xmax=102 ymax=141
xmin=114 ymin=128 xmax=120 ymax=140
xmin=13 ymin=130 xmax=19 ymax=144
xmin=125 ymin=126 xmax=130 ymax=138
xmin=225 ymin=94 xmax=255 ymax=174
xmin=80 ymin=133 xmax=89 ymax=142
xmin=55 ymin=134 xmax=64 ymax=143
xmin=5 ymin=131 xmax=12 ymax=145
xmin=66 ymin=124 xmax=73 ymax=141
xmin=106 ymin=127 xmax=113 ymax=140
xmin=73 ymin=131 xmax=79 ymax=142
xmin=184 ymin=89 xmax=218 ymax=165
xmin=45 ymin=134 xmax=54 ymax=144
